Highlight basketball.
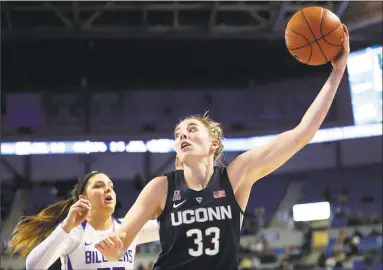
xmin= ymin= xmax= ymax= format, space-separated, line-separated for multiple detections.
xmin=285 ymin=6 xmax=344 ymax=66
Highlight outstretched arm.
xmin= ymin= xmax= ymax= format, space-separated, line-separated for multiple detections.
xmin=26 ymin=199 xmax=91 ymax=269
xmin=26 ymin=225 xmax=81 ymax=270
xmin=228 ymin=25 xmax=350 ymax=190
xmin=95 ymin=176 xmax=167 ymax=260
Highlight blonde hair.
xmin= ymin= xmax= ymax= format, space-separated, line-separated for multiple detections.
xmin=175 ymin=112 xmax=224 ymax=169
xmin=8 ymin=185 xmax=79 ymax=258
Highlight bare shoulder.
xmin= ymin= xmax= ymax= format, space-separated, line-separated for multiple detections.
xmin=142 ymin=176 xmax=168 ymax=217
xmin=139 ymin=176 xmax=168 ymax=199
xmin=147 ymin=176 xmax=168 ymax=192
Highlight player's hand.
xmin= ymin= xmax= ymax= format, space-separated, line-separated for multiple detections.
xmin=331 ymin=24 xmax=350 ymax=70
xmin=61 ymin=199 xmax=91 ymax=233
xmin=95 ymin=232 xmax=127 ymax=261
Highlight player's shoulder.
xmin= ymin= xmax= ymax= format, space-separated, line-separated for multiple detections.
xmin=153 ymin=175 xmax=168 ymax=183
xmin=72 ymin=221 xmax=89 ymax=235
xmin=65 ymin=220 xmax=87 ymax=232
xmin=146 ymin=176 xmax=168 ymax=191
xmin=164 ymin=169 xmax=186 ymax=185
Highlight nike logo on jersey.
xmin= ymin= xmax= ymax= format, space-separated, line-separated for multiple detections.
xmin=85 ymin=242 xmax=92 ymax=246
xmin=173 ymin=200 xmax=187 ymax=208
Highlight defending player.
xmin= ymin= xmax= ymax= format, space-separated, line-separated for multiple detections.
xmin=8 ymin=171 xmax=159 ymax=270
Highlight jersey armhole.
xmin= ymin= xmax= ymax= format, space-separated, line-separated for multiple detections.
xmin=156 ymin=175 xmax=172 ymax=221
xmin=220 ymin=166 xmax=246 ymax=215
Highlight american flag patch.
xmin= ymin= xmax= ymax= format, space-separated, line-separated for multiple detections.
xmin=213 ymin=190 xmax=226 ymax=199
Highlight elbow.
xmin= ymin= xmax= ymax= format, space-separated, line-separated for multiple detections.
xmin=25 ymin=254 xmax=40 ymax=270
xmin=25 ymin=250 xmax=50 ymax=270
xmin=294 ymin=125 xmax=316 ymax=145
xmin=301 ymin=132 xmax=315 ymax=146
xmin=25 ymin=254 xmax=33 ymax=270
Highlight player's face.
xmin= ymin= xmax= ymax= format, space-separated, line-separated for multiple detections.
xmin=174 ymin=119 xmax=217 ymax=166
xmin=84 ymin=174 xmax=116 ymax=214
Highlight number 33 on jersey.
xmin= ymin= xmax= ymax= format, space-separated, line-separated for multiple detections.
xmin=187 ymin=227 xmax=220 ymax=257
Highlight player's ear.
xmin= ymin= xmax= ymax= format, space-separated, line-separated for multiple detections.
xmin=210 ymin=139 xmax=219 ymax=151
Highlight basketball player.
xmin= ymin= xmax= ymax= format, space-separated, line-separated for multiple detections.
xmin=8 ymin=171 xmax=159 ymax=270
xmin=95 ymin=26 xmax=350 ymax=269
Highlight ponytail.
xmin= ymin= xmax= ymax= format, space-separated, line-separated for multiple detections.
xmin=8 ymin=172 xmax=101 ymax=258
xmin=8 ymin=197 xmax=75 ymax=258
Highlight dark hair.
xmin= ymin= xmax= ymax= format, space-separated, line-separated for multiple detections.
xmin=8 ymin=171 xmax=101 ymax=258
xmin=75 ymin=171 xmax=101 ymax=199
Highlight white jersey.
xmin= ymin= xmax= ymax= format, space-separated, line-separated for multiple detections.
xmin=61 ymin=219 xmax=136 ymax=270
xmin=26 ymin=218 xmax=159 ymax=270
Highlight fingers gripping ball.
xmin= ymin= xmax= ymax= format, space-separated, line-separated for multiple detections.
xmin=285 ymin=6 xmax=344 ymax=66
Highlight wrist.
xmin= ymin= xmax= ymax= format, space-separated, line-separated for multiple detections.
xmin=61 ymin=220 xmax=73 ymax=233
xmin=330 ymin=66 xmax=346 ymax=81
xmin=332 ymin=64 xmax=346 ymax=73
xmin=117 ymin=248 xmax=126 ymax=260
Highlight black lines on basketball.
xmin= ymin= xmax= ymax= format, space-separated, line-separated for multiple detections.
xmin=285 ymin=6 xmax=344 ymax=65
xmin=288 ymin=24 xmax=342 ymax=51
xmin=301 ymin=8 xmax=328 ymax=62
xmin=300 ymin=9 xmax=318 ymax=40
xmin=306 ymin=42 xmax=313 ymax=65
xmin=285 ymin=27 xmax=313 ymax=64
xmin=286 ymin=27 xmax=312 ymax=50
xmin=321 ymin=22 xmax=343 ymax=47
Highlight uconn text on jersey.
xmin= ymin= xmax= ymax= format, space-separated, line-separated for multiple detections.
xmin=171 ymin=205 xmax=232 ymax=226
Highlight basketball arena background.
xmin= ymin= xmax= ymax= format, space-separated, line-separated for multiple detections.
xmin=0 ymin=1 xmax=382 ymax=269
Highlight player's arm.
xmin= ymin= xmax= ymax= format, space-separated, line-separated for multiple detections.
xmin=95 ymin=176 xmax=167 ymax=260
xmin=135 ymin=219 xmax=160 ymax=244
xmin=228 ymin=26 xmax=350 ymax=190
xmin=25 ymin=225 xmax=81 ymax=270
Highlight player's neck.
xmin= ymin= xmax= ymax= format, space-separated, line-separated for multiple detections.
xmin=183 ymin=159 xmax=214 ymax=191
xmin=87 ymin=214 xmax=113 ymax=231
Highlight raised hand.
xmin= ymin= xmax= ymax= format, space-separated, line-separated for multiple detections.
xmin=61 ymin=199 xmax=91 ymax=232
xmin=331 ymin=24 xmax=350 ymax=70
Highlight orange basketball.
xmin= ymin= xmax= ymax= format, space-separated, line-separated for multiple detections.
xmin=285 ymin=6 xmax=344 ymax=66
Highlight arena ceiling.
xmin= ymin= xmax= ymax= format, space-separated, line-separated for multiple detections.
xmin=1 ymin=1 xmax=382 ymax=42
xmin=1 ymin=1 xmax=382 ymax=91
